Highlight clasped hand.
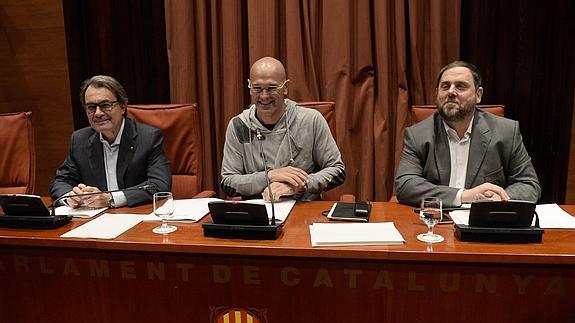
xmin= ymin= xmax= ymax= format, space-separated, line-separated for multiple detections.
xmin=267 ymin=166 xmax=309 ymax=188
xmin=461 ymin=183 xmax=510 ymax=204
xmin=263 ymin=166 xmax=309 ymax=202
xmin=67 ymin=183 xmax=109 ymax=208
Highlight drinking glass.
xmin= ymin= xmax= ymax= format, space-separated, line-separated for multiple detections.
xmin=152 ymin=192 xmax=177 ymax=234
xmin=417 ymin=197 xmax=444 ymax=243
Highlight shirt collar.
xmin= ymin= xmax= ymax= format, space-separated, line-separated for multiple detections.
xmin=442 ymin=116 xmax=474 ymax=141
xmin=99 ymin=118 xmax=126 ymax=147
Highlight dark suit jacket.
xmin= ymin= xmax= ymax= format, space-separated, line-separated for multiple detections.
xmin=395 ymin=109 xmax=541 ymax=207
xmin=50 ymin=118 xmax=171 ymax=206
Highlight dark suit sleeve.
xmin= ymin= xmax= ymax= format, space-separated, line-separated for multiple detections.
xmin=49 ymin=123 xmax=172 ymax=207
xmin=395 ymin=126 xmax=460 ymax=207
xmin=123 ymin=127 xmax=172 ymax=207
xmin=49 ymin=133 xmax=82 ymax=202
xmin=503 ymin=122 xmax=541 ymax=202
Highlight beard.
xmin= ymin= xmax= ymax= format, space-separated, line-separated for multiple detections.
xmin=437 ymin=100 xmax=476 ymax=122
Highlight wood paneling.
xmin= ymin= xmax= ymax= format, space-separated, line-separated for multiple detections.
xmin=0 ymin=0 xmax=73 ymax=195
xmin=566 ymin=94 xmax=575 ymax=203
xmin=1 ymin=201 xmax=575 ymax=322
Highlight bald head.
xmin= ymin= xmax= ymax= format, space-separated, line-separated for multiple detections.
xmin=250 ymin=57 xmax=286 ymax=81
xmin=248 ymin=57 xmax=289 ymax=125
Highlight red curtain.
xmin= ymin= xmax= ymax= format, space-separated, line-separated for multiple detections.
xmin=164 ymin=0 xmax=460 ymax=200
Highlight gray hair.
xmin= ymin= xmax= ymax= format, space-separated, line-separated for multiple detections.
xmin=79 ymin=75 xmax=129 ymax=106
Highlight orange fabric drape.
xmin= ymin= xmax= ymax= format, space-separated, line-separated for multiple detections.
xmin=164 ymin=0 xmax=459 ymax=201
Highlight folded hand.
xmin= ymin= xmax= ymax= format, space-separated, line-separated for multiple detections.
xmin=462 ymin=183 xmax=510 ymax=203
xmin=267 ymin=166 xmax=309 ymax=190
xmin=263 ymin=182 xmax=298 ymax=202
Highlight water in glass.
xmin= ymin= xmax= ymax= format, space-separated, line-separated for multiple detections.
xmin=417 ymin=197 xmax=444 ymax=243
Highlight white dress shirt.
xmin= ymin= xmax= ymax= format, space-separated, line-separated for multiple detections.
xmin=443 ymin=117 xmax=473 ymax=206
xmin=100 ymin=119 xmax=128 ymax=207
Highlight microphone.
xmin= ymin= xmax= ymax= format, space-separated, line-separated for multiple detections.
xmin=256 ymin=129 xmax=276 ymax=225
xmin=50 ymin=184 xmax=154 ymax=216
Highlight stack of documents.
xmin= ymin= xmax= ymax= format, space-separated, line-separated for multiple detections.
xmin=309 ymin=222 xmax=405 ymax=247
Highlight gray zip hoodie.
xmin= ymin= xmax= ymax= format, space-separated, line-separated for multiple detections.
xmin=221 ymin=99 xmax=346 ymax=200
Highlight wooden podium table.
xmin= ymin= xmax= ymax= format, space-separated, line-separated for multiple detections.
xmin=0 ymin=201 xmax=574 ymax=323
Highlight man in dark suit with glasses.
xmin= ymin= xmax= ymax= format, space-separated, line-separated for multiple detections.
xmin=50 ymin=75 xmax=171 ymax=209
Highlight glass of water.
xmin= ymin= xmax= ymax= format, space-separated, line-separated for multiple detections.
xmin=417 ymin=197 xmax=444 ymax=243
xmin=152 ymin=192 xmax=177 ymax=234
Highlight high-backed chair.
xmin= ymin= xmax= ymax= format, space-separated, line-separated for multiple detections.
xmin=410 ymin=104 xmax=505 ymax=125
xmin=0 ymin=112 xmax=36 ymax=194
xmin=298 ymin=101 xmax=337 ymax=138
xmin=297 ymin=101 xmax=354 ymax=201
xmin=127 ymin=104 xmax=215 ymax=199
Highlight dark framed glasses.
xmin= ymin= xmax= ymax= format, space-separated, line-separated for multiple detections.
xmin=84 ymin=101 xmax=119 ymax=114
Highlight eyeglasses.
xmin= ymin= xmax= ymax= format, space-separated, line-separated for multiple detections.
xmin=247 ymin=79 xmax=288 ymax=94
xmin=84 ymin=101 xmax=119 ymax=114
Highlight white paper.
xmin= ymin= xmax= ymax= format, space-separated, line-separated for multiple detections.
xmin=54 ymin=205 xmax=108 ymax=218
xmin=309 ymin=222 xmax=405 ymax=247
xmin=450 ymin=203 xmax=575 ymax=229
xmin=241 ymin=199 xmax=296 ymax=222
xmin=60 ymin=213 xmax=145 ymax=239
xmin=143 ymin=198 xmax=222 ymax=222
xmin=535 ymin=204 xmax=575 ymax=229
xmin=450 ymin=210 xmax=470 ymax=225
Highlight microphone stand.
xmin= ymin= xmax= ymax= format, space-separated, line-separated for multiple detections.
xmin=50 ymin=185 xmax=153 ymax=216
xmin=256 ymin=129 xmax=276 ymax=226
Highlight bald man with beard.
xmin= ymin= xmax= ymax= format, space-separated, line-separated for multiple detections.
xmin=221 ymin=57 xmax=346 ymax=201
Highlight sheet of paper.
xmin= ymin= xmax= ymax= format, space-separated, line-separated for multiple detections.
xmin=54 ymin=205 xmax=108 ymax=218
xmin=450 ymin=203 xmax=575 ymax=229
xmin=241 ymin=199 xmax=296 ymax=222
xmin=450 ymin=210 xmax=470 ymax=225
xmin=309 ymin=222 xmax=405 ymax=247
xmin=60 ymin=213 xmax=145 ymax=239
xmin=143 ymin=198 xmax=223 ymax=222
xmin=535 ymin=204 xmax=575 ymax=229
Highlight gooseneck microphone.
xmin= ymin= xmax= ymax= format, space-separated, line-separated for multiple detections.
xmin=256 ymin=129 xmax=276 ymax=225
xmin=50 ymin=184 xmax=153 ymax=216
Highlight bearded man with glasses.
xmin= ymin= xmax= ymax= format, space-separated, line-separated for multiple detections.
xmin=221 ymin=57 xmax=346 ymax=201
xmin=50 ymin=75 xmax=171 ymax=209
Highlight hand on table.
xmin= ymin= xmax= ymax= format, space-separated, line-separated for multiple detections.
xmin=67 ymin=184 xmax=110 ymax=208
xmin=267 ymin=166 xmax=309 ymax=190
xmin=262 ymin=182 xmax=299 ymax=202
xmin=461 ymin=183 xmax=509 ymax=204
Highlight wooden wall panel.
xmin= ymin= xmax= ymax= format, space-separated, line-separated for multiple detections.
xmin=565 ymin=94 xmax=575 ymax=203
xmin=0 ymin=0 xmax=73 ymax=195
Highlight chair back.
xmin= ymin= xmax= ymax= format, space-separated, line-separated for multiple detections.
xmin=297 ymin=101 xmax=336 ymax=137
xmin=0 ymin=112 xmax=36 ymax=194
xmin=297 ymin=101 xmax=342 ymax=200
xmin=411 ymin=104 xmax=505 ymax=124
xmin=127 ymin=104 xmax=203 ymax=199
